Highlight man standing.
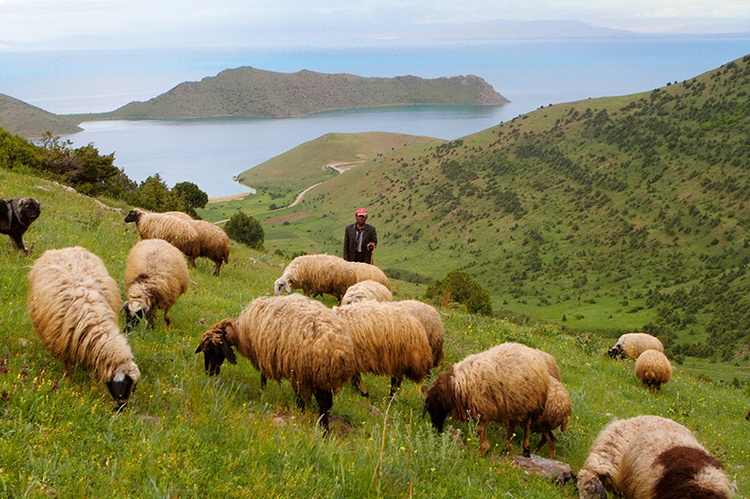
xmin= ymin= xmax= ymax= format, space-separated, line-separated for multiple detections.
xmin=344 ymin=208 xmax=377 ymax=263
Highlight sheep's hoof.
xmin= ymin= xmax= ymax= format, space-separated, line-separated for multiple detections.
xmin=522 ymin=447 xmax=531 ymax=458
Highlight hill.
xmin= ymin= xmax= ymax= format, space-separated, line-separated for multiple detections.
xmin=87 ymin=67 xmax=508 ymax=119
xmin=205 ymin=54 xmax=750 ymax=378
xmin=0 ymin=93 xmax=82 ymax=138
xmin=1 ymin=168 xmax=749 ymax=497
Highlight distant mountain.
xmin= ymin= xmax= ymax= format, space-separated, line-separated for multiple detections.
xmin=90 ymin=67 xmax=509 ymax=120
xmin=0 ymin=93 xmax=81 ymax=138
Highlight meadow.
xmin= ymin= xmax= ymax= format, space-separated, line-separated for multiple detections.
xmin=1 ymin=169 xmax=749 ymax=497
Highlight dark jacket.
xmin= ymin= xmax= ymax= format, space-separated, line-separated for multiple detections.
xmin=343 ymin=223 xmax=377 ymax=263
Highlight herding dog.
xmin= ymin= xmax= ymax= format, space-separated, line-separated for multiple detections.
xmin=0 ymin=197 xmax=41 ymax=255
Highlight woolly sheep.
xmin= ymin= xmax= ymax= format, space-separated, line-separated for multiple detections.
xmin=391 ymin=299 xmax=445 ymax=369
xmin=536 ymin=348 xmax=562 ymax=382
xmin=423 ymin=342 xmax=550 ymax=457
xmin=340 ymin=279 xmax=393 ymax=305
xmin=635 ymin=349 xmax=673 ymax=391
xmin=122 ymin=239 xmax=190 ymax=331
xmin=577 ymin=415 xmax=732 ymax=498
xmin=334 ymin=300 xmax=433 ymax=397
xmin=606 ymin=332 xmax=664 ymax=360
xmin=195 ymin=294 xmax=356 ymax=432
xmin=27 ymin=246 xmax=140 ymax=410
xmin=124 ymin=208 xmax=200 ymax=262
xmin=531 ymin=376 xmax=572 ymax=459
xmin=163 ymin=212 xmax=230 ymax=276
xmin=274 ymin=254 xmax=390 ymax=302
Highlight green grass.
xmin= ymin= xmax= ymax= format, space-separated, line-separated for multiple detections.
xmin=2 ymin=168 xmax=750 ymax=497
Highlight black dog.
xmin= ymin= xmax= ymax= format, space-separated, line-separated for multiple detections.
xmin=0 ymin=197 xmax=41 ymax=255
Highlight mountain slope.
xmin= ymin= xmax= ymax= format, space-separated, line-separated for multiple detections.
xmin=0 ymin=93 xmax=82 ymax=138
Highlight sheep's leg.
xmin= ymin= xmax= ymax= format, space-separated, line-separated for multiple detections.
xmin=546 ymin=431 xmax=556 ymax=459
xmin=504 ymin=423 xmax=515 ymax=454
xmin=188 ymin=257 xmax=197 ymax=268
xmin=313 ymin=388 xmax=333 ymax=435
xmin=389 ymin=376 xmax=402 ymax=397
xmin=534 ymin=433 xmax=549 ymax=454
xmin=260 ymin=374 xmax=267 ymax=389
xmin=164 ymin=309 xmax=171 ymax=327
xmin=351 ymin=373 xmax=369 ymax=397
xmin=477 ymin=419 xmax=490 ymax=455
xmin=213 ymin=260 xmax=222 ymax=276
xmin=521 ymin=418 xmax=532 ymax=457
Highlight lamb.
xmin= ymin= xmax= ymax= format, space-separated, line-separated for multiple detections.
xmin=391 ymin=299 xmax=445 ymax=369
xmin=195 ymin=294 xmax=356 ymax=433
xmin=274 ymin=254 xmax=390 ymax=302
xmin=124 ymin=208 xmax=200 ymax=262
xmin=530 ymin=376 xmax=572 ymax=459
xmin=340 ymin=279 xmax=393 ymax=305
xmin=577 ymin=415 xmax=733 ymax=498
xmin=122 ymin=239 xmax=190 ymax=331
xmin=162 ymin=212 xmax=230 ymax=276
xmin=423 ymin=342 xmax=550 ymax=457
xmin=27 ymin=246 xmax=140 ymax=410
xmin=334 ymin=300 xmax=433 ymax=397
xmin=635 ymin=349 xmax=673 ymax=391
xmin=606 ymin=332 xmax=664 ymax=360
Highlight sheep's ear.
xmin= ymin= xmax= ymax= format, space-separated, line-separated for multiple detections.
xmin=220 ymin=330 xmax=237 ymax=365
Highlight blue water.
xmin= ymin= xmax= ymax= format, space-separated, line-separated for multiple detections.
xmin=1 ymin=38 xmax=749 ymax=197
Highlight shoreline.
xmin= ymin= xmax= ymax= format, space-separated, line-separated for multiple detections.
xmin=208 ymin=192 xmax=251 ymax=203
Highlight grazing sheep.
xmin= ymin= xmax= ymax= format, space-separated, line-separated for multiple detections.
xmin=334 ymin=300 xmax=433 ymax=397
xmin=0 ymin=197 xmax=41 ymax=255
xmin=635 ymin=349 xmax=673 ymax=391
xmin=163 ymin=212 xmax=230 ymax=276
xmin=606 ymin=332 xmax=664 ymax=360
xmin=578 ymin=415 xmax=732 ymax=499
xmin=122 ymin=239 xmax=190 ymax=331
xmin=423 ymin=342 xmax=550 ymax=457
xmin=274 ymin=254 xmax=390 ymax=302
xmin=340 ymin=279 xmax=393 ymax=305
xmin=124 ymin=208 xmax=200 ymax=262
xmin=531 ymin=376 xmax=572 ymax=459
xmin=391 ymin=299 xmax=445 ymax=369
xmin=195 ymin=294 xmax=356 ymax=433
xmin=27 ymin=246 xmax=140 ymax=409
xmin=536 ymin=347 xmax=562 ymax=382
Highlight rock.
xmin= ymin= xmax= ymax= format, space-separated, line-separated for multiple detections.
xmin=510 ymin=453 xmax=576 ymax=485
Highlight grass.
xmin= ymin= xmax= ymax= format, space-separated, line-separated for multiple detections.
xmin=2 ymin=168 xmax=750 ymax=497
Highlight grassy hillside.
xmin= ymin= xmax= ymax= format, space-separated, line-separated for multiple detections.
xmin=2 ymin=168 xmax=749 ymax=497
xmin=0 ymin=93 xmax=82 ymax=138
xmin=202 ymin=55 xmax=750 ymax=383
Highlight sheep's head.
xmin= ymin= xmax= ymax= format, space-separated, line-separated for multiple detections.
xmin=195 ymin=319 xmax=238 ymax=375
xmin=273 ymin=277 xmax=291 ymax=296
xmin=122 ymin=301 xmax=154 ymax=331
xmin=124 ymin=209 xmax=141 ymax=223
xmin=576 ymin=469 xmax=606 ymax=499
xmin=606 ymin=344 xmax=623 ymax=358
xmin=423 ymin=370 xmax=454 ymax=433
xmin=107 ymin=360 xmax=140 ymax=411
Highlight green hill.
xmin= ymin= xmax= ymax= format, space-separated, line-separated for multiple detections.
xmin=1 ymin=168 xmax=749 ymax=497
xmin=0 ymin=93 xmax=82 ymax=138
xmin=205 ymin=54 xmax=750 ymax=379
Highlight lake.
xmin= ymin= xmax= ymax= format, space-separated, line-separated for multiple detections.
xmin=2 ymin=38 xmax=749 ymax=197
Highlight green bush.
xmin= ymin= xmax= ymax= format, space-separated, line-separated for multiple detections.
xmin=224 ymin=211 xmax=264 ymax=250
xmin=424 ymin=269 xmax=493 ymax=315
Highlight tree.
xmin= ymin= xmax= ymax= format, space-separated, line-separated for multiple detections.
xmin=425 ymin=269 xmax=492 ymax=315
xmin=173 ymin=181 xmax=208 ymax=216
xmin=224 ymin=211 xmax=264 ymax=250
xmin=126 ymin=174 xmax=181 ymax=212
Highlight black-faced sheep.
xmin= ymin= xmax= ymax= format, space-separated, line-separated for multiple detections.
xmin=27 ymin=246 xmax=140 ymax=410
xmin=274 ymin=254 xmax=390 ymax=302
xmin=606 ymin=332 xmax=664 ymax=360
xmin=0 ymin=197 xmax=41 ymax=255
xmin=122 ymin=239 xmax=190 ymax=331
xmin=340 ymin=279 xmax=393 ymax=305
xmin=577 ymin=415 xmax=733 ymax=498
xmin=391 ymin=300 xmax=445 ymax=369
xmin=635 ymin=349 xmax=673 ymax=391
xmin=162 ymin=212 xmax=230 ymax=276
xmin=423 ymin=342 xmax=550 ymax=457
xmin=195 ymin=294 xmax=356 ymax=433
xmin=334 ymin=300 xmax=433 ymax=397
xmin=531 ymin=376 xmax=572 ymax=459
xmin=124 ymin=208 xmax=200 ymax=262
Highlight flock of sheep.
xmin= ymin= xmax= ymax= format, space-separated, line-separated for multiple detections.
xmin=20 ymin=207 xmax=735 ymax=498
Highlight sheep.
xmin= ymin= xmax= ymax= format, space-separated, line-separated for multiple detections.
xmin=635 ymin=349 xmax=673 ymax=391
xmin=274 ymin=254 xmax=390 ymax=302
xmin=334 ymin=300 xmax=433 ymax=397
xmin=606 ymin=332 xmax=664 ymax=360
xmin=122 ymin=239 xmax=190 ymax=331
xmin=391 ymin=299 xmax=445 ymax=369
xmin=194 ymin=294 xmax=356 ymax=433
xmin=536 ymin=347 xmax=562 ymax=382
xmin=423 ymin=342 xmax=550 ymax=457
xmin=162 ymin=212 xmax=230 ymax=276
xmin=340 ymin=279 xmax=393 ymax=305
xmin=124 ymin=208 xmax=200 ymax=262
xmin=531 ymin=376 xmax=572 ymax=459
xmin=27 ymin=246 xmax=140 ymax=410
xmin=577 ymin=415 xmax=733 ymax=498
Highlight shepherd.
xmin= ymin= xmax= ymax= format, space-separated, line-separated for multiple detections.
xmin=343 ymin=208 xmax=377 ymax=264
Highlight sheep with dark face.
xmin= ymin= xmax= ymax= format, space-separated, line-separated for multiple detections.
xmin=162 ymin=212 xmax=230 ymax=276
xmin=124 ymin=208 xmax=200 ymax=262
xmin=606 ymin=332 xmax=663 ymax=360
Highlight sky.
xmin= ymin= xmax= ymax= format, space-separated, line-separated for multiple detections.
xmin=2 ymin=0 xmax=750 ymax=48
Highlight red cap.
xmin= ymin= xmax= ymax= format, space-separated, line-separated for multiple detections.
xmin=356 ymin=208 xmax=368 ymax=216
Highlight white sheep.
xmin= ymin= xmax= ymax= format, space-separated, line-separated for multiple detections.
xmin=391 ymin=299 xmax=445 ymax=369
xmin=124 ymin=208 xmax=200 ymax=263
xmin=423 ymin=342 xmax=550 ymax=457
xmin=635 ymin=349 xmax=673 ymax=391
xmin=27 ymin=246 xmax=141 ymax=409
xmin=162 ymin=212 xmax=230 ymax=276
xmin=122 ymin=239 xmax=190 ymax=331
xmin=340 ymin=279 xmax=393 ymax=305
xmin=606 ymin=332 xmax=664 ymax=360
xmin=334 ymin=300 xmax=433 ymax=397
xmin=274 ymin=254 xmax=390 ymax=302
xmin=530 ymin=376 xmax=572 ymax=459
xmin=195 ymin=294 xmax=356 ymax=433
xmin=578 ymin=415 xmax=733 ymax=498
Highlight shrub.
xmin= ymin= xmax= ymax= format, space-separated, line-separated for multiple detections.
xmin=225 ymin=211 xmax=264 ymax=250
xmin=424 ymin=269 xmax=492 ymax=315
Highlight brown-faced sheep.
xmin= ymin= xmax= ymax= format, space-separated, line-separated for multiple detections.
xmin=531 ymin=376 xmax=572 ymax=459
xmin=340 ymin=279 xmax=393 ymax=305
xmin=274 ymin=254 xmax=390 ymax=302
xmin=577 ymin=415 xmax=732 ymax=498
xmin=606 ymin=332 xmax=664 ymax=360
xmin=27 ymin=246 xmax=140 ymax=410
xmin=1 ymin=197 xmax=41 ymax=255
xmin=124 ymin=208 xmax=200 ymax=262
xmin=423 ymin=342 xmax=550 ymax=457
xmin=635 ymin=349 xmax=673 ymax=392
xmin=122 ymin=239 xmax=190 ymax=331
xmin=162 ymin=212 xmax=230 ymax=276
xmin=334 ymin=300 xmax=433 ymax=397
xmin=391 ymin=299 xmax=445 ymax=369
xmin=195 ymin=294 xmax=356 ymax=433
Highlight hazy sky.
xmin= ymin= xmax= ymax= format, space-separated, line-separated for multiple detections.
xmin=2 ymin=0 xmax=750 ymax=47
